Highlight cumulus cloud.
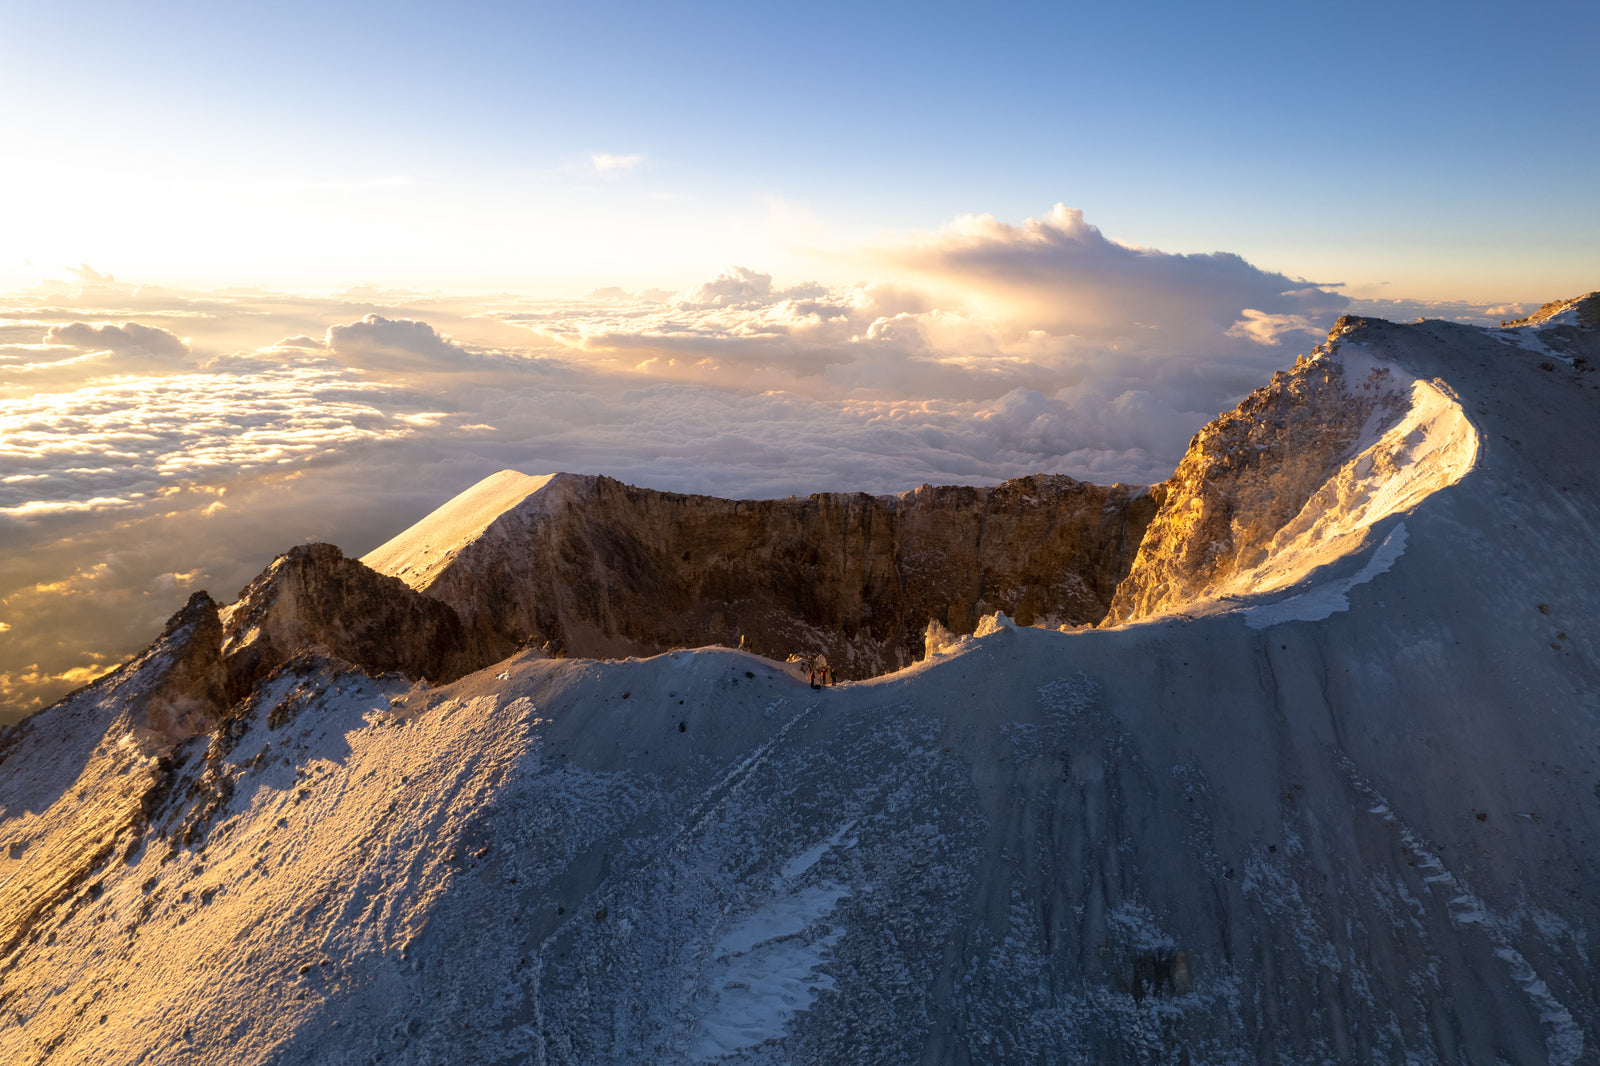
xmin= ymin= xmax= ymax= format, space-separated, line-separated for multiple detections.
xmin=473 ymin=210 xmax=1364 ymax=477
xmin=324 ymin=314 xmax=478 ymax=372
xmin=882 ymin=205 xmax=1349 ymax=342
xmin=1482 ymin=304 xmax=1528 ymax=321
xmin=68 ymin=264 xmax=116 ymax=286
xmin=45 ymin=320 xmax=190 ymax=356
xmin=676 ymin=267 xmax=775 ymax=309
xmin=273 ymin=334 xmax=326 ymax=350
xmin=1225 ymin=309 xmax=1323 ymax=346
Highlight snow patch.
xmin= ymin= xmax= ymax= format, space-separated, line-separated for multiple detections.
xmin=1221 ymin=349 xmax=1478 ymax=610
xmin=361 ymin=469 xmax=558 ymax=588
xmin=1237 ymin=522 xmax=1408 ymax=629
xmin=779 ymin=820 xmax=857 ymax=883
xmin=688 ymin=883 xmax=851 ymax=1060
xmin=1494 ymin=327 xmax=1572 ymax=363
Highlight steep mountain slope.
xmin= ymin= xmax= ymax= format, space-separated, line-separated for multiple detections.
xmin=362 ymin=472 xmax=1162 ymax=678
xmin=1 ymin=296 xmax=1597 ymax=1065
xmin=1107 ymin=317 xmax=1481 ymax=622
xmin=217 ymin=542 xmax=488 ymax=690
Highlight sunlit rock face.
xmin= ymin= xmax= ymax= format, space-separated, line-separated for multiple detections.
xmin=1498 ymin=290 xmax=1600 ymax=357
xmin=367 ymin=472 xmax=1163 ymax=678
xmin=1107 ymin=346 xmax=1402 ymax=621
xmin=1107 ymin=312 xmax=1494 ymax=624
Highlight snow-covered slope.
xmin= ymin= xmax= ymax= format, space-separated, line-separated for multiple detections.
xmin=361 ymin=470 xmax=559 ymax=591
xmin=2 ymin=296 xmax=1597 ymax=1064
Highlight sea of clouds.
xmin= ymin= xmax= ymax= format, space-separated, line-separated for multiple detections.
xmin=0 ymin=206 xmax=1526 ymax=719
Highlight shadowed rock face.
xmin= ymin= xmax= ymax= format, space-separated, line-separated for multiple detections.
xmin=217 ymin=543 xmax=487 ymax=691
xmin=33 ymin=544 xmax=492 ymax=755
xmin=115 ymin=591 xmax=231 ymax=748
xmin=387 ymin=473 xmax=1164 ymax=678
xmin=5 ymin=475 xmax=1163 ymax=751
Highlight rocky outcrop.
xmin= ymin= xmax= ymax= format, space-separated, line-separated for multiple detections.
xmin=0 ymin=548 xmax=487 ymax=975
xmin=1104 ymin=296 xmax=1600 ymax=623
xmin=368 ymin=473 xmax=1163 ymax=678
xmin=217 ymin=543 xmax=487 ymax=689
xmin=117 ymin=591 xmax=231 ymax=747
xmin=1105 ymin=323 xmax=1416 ymax=623
xmin=0 ymin=598 xmax=228 ymax=966
xmin=21 ymin=545 xmax=492 ymax=754
xmin=1497 ymin=289 xmax=1600 ymax=329
xmin=1497 ymin=290 xmax=1600 ymax=366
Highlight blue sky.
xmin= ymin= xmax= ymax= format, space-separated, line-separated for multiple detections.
xmin=3 ymin=0 xmax=1596 ymax=298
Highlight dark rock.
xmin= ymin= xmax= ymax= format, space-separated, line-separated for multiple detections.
xmin=373 ymin=473 xmax=1163 ymax=679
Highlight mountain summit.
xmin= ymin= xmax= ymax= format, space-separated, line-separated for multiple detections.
xmin=1 ymin=296 xmax=1597 ymax=1064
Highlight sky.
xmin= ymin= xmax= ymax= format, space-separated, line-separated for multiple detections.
xmin=1 ymin=0 xmax=1596 ymax=719
xmin=2 ymin=0 xmax=1596 ymax=298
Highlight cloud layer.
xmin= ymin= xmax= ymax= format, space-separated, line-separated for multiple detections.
xmin=1 ymin=368 xmax=415 ymax=518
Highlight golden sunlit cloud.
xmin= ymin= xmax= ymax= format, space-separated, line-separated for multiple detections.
xmin=4 ymin=563 xmax=111 ymax=602
xmin=0 ymin=661 xmax=117 ymax=699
